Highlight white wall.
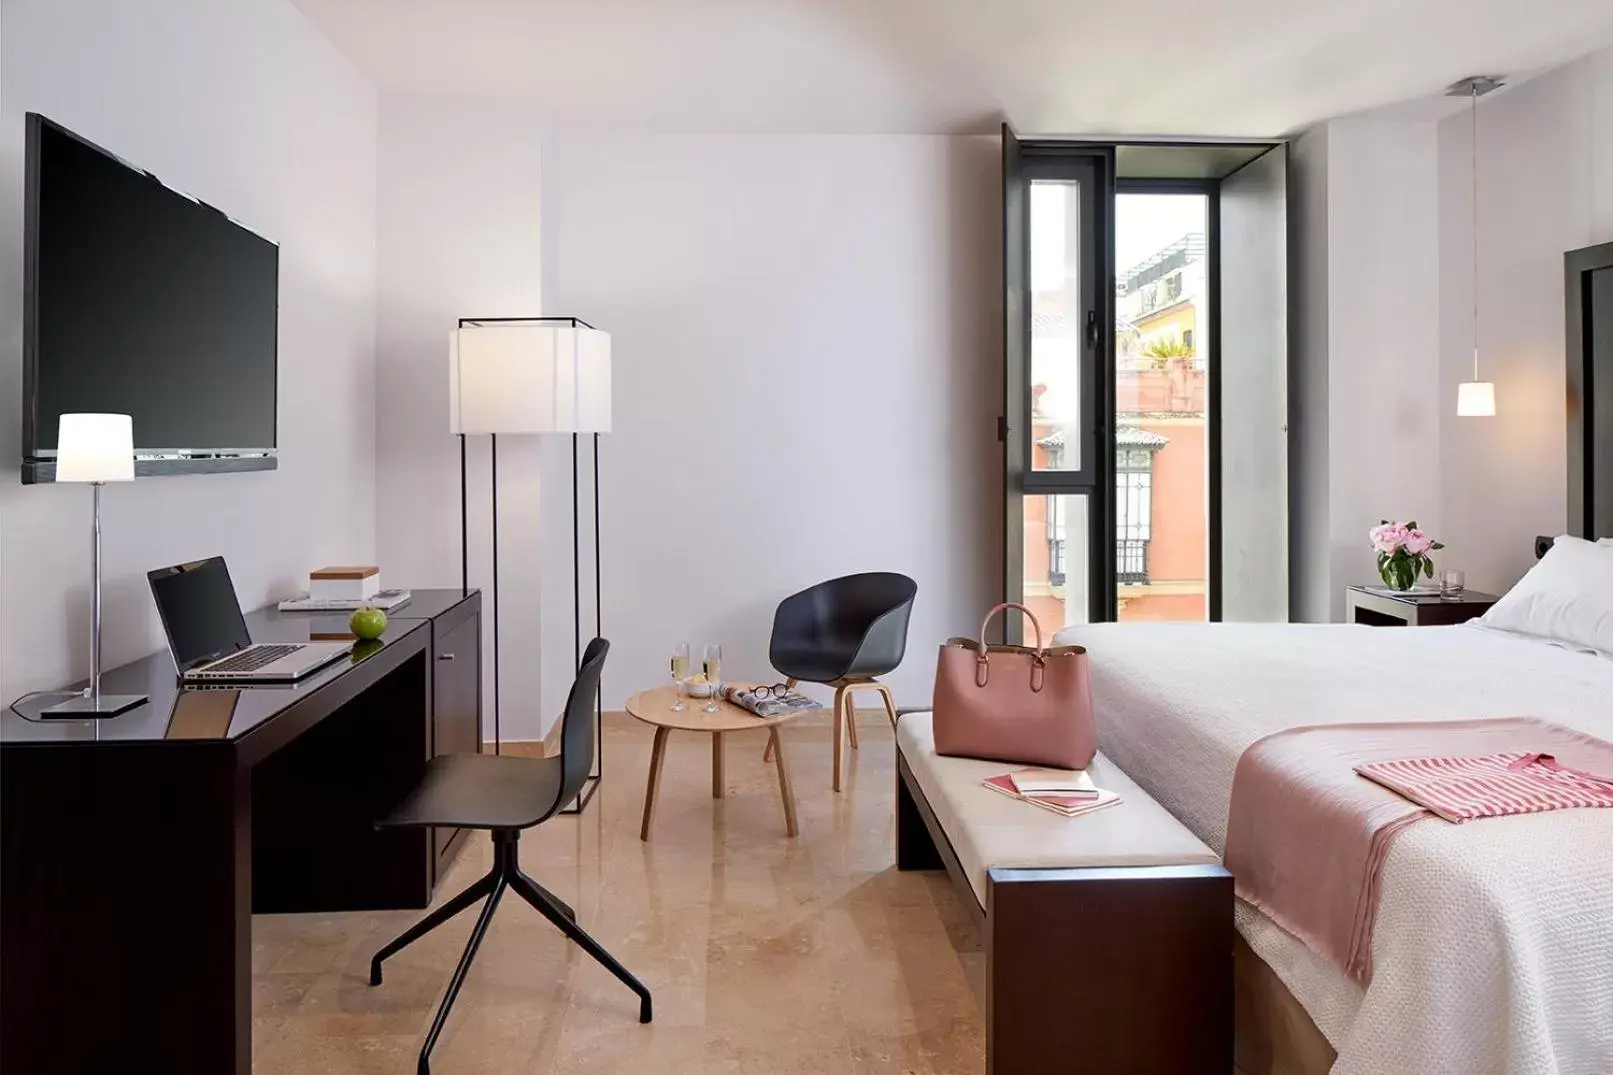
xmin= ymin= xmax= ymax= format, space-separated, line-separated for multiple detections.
xmin=371 ymin=126 xmax=1001 ymax=730
xmin=1325 ymin=120 xmax=1444 ymax=616
xmin=1219 ymin=147 xmax=1289 ymax=622
xmin=1286 ymin=118 xmax=1443 ymax=620
xmin=1437 ymin=47 xmax=1613 ymax=594
xmin=374 ymin=96 xmax=549 ymax=740
xmin=538 ymin=134 xmax=1001 ymax=716
xmin=1287 ymin=127 xmax=1331 ymax=622
xmin=0 ymin=0 xmax=378 ymax=700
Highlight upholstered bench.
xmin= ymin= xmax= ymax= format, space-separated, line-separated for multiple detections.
xmin=896 ymin=712 xmax=1231 ymax=1074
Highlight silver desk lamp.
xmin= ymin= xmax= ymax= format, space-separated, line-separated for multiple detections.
xmin=42 ymin=413 xmax=148 ymax=717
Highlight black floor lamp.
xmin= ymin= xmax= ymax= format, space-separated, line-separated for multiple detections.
xmin=450 ymin=316 xmax=610 ymax=814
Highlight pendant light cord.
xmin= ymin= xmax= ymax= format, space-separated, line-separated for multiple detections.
xmin=1471 ymin=83 xmax=1480 ymax=382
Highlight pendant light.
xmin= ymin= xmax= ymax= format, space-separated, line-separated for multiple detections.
xmin=1449 ymin=76 xmax=1503 ymax=416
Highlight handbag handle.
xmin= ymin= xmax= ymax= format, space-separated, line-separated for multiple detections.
xmin=973 ymin=603 xmax=1048 ymax=691
xmin=976 ymin=602 xmax=1045 ymax=656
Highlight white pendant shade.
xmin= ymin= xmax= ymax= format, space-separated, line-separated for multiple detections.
xmin=450 ymin=322 xmax=611 ymax=435
xmin=1456 ymin=381 xmax=1496 ymax=417
xmin=55 ymin=413 xmax=135 ymax=482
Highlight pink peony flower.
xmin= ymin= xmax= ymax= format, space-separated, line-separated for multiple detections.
xmin=1403 ymin=529 xmax=1433 ymax=556
xmin=1370 ymin=523 xmax=1409 ymax=554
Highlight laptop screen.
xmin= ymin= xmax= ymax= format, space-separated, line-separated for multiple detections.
xmin=148 ymin=557 xmax=252 ymax=670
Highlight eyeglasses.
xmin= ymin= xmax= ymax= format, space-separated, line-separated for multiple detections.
xmin=747 ymin=683 xmax=794 ymax=700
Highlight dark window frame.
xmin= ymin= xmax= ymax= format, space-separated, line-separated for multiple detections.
xmin=1011 ymin=144 xmax=1115 ymax=630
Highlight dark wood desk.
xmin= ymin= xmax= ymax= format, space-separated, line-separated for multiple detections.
xmin=1 ymin=589 xmax=481 ymax=1075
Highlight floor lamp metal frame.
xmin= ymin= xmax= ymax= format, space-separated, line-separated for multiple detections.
xmin=456 ymin=317 xmax=604 ymax=812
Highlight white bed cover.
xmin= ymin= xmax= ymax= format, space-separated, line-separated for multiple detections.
xmin=1050 ymin=621 xmax=1613 ymax=1075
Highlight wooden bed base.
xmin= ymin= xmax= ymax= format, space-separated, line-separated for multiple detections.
xmin=1233 ymin=934 xmax=1337 ymax=1075
xmin=897 ymin=753 xmax=1234 ymax=1074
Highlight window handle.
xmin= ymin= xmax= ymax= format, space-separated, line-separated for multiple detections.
xmin=1086 ymin=310 xmax=1099 ymax=349
xmin=438 ymin=653 xmax=456 ymax=661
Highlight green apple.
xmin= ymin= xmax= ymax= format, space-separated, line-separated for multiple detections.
xmin=349 ymin=606 xmax=388 ymax=641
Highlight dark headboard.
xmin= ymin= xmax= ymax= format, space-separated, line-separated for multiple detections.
xmin=1565 ymin=241 xmax=1613 ymax=541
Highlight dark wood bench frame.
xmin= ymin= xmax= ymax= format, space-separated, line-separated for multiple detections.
xmin=897 ymin=751 xmax=1233 ymax=1074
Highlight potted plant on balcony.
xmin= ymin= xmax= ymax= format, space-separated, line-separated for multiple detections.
xmin=1141 ymin=336 xmax=1193 ymax=371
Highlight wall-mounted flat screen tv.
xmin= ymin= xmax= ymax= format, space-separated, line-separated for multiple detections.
xmin=22 ymin=113 xmax=278 ymax=482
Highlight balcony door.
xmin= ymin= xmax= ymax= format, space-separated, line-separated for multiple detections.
xmin=1114 ymin=188 xmax=1212 ymax=621
xmin=1003 ymin=128 xmax=1110 ymax=641
xmin=1004 ymin=138 xmax=1286 ymax=628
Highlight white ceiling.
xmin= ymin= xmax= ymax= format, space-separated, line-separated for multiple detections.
xmin=291 ymin=0 xmax=1613 ymax=136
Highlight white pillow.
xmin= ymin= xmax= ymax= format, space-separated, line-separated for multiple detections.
xmin=1479 ymin=536 xmax=1613 ymax=655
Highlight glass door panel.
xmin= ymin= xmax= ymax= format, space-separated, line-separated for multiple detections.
xmin=1030 ymin=180 xmax=1087 ymax=475
xmin=1022 ymin=494 xmax=1092 ymax=633
xmin=1115 ymin=193 xmax=1209 ymax=622
xmin=1006 ymin=141 xmax=1107 ymax=634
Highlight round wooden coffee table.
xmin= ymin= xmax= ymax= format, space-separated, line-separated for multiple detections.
xmin=624 ymin=684 xmax=800 ymax=841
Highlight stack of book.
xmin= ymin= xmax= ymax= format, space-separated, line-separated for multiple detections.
xmin=278 ymin=566 xmax=412 ymax=612
xmin=983 ymin=768 xmax=1121 ymax=818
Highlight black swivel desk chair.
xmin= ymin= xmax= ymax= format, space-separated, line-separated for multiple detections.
xmin=369 ymin=637 xmax=650 ymax=1074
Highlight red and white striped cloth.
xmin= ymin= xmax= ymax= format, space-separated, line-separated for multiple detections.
xmin=1355 ymin=751 xmax=1613 ymax=823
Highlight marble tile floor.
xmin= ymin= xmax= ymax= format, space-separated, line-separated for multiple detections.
xmin=252 ymin=720 xmax=987 ymax=1073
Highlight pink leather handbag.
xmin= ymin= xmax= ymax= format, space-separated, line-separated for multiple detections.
xmin=931 ymin=603 xmax=1095 ymax=770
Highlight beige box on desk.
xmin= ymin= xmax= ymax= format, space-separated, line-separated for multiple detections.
xmin=310 ymin=565 xmax=380 ymax=601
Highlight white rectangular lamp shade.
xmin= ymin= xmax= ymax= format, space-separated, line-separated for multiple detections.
xmin=450 ymin=323 xmax=611 ymax=435
xmin=1456 ymin=381 xmax=1495 ymax=417
xmin=56 ymin=413 xmax=135 ymax=482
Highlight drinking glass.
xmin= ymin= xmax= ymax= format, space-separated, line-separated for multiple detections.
xmin=1439 ymin=569 xmax=1466 ymax=600
xmin=669 ymin=642 xmax=690 ymax=711
xmin=702 ymin=643 xmax=722 ymax=713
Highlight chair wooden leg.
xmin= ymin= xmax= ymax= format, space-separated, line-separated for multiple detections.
xmin=712 ymin=732 xmax=724 ymax=799
xmin=769 ymin=726 xmax=799 ymax=837
xmin=832 ymin=684 xmax=848 ymax=792
xmin=875 ymin=683 xmax=898 ymax=728
xmin=640 ymin=726 xmax=670 ymax=842
xmin=846 ymin=687 xmax=861 ymax=750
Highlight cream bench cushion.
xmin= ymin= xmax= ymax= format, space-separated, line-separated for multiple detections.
xmin=897 ymin=711 xmax=1221 ymax=909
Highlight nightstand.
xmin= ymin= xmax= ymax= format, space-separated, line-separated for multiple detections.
xmin=1345 ymin=586 xmax=1499 ymax=627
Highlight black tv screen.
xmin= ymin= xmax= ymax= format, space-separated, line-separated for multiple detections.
xmin=22 ymin=114 xmax=278 ymax=482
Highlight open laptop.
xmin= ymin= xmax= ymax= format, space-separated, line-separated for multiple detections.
xmin=149 ymin=557 xmax=351 ymax=682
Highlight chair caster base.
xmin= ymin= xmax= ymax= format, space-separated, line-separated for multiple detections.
xmin=371 ymin=829 xmax=653 ymax=1075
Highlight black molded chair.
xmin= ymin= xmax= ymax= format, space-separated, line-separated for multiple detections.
xmin=369 ymin=638 xmax=649 ymax=1075
xmin=764 ymin=572 xmax=917 ymax=791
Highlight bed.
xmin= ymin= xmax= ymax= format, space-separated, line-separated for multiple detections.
xmin=1041 ymin=239 xmax=1613 ymax=1073
xmin=1049 ymin=619 xmax=1613 ymax=1074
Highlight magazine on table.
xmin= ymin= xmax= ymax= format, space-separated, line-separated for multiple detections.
xmin=719 ymin=685 xmax=824 ymax=719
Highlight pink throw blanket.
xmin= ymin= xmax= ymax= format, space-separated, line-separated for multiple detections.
xmin=1224 ymin=718 xmax=1613 ymax=983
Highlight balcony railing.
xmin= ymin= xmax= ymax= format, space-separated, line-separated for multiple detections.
xmin=1117 ymin=538 xmax=1150 ymax=585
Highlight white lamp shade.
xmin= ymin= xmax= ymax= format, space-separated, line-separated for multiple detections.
xmin=1456 ymin=381 xmax=1496 ymax=417
xmin=55 ymin=413 xmax=135 ymax=482
xmin=449 ymin=323 xmax=612 ymax=435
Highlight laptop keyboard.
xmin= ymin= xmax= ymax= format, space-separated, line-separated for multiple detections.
xmin=203 ymin=644 xmax=304 ymax=674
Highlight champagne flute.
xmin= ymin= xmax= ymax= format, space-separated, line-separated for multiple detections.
xmin=669 ymin=642 xmax=690 ymax=711
xmin=702 ymin=643 xmax=722 ymax=713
